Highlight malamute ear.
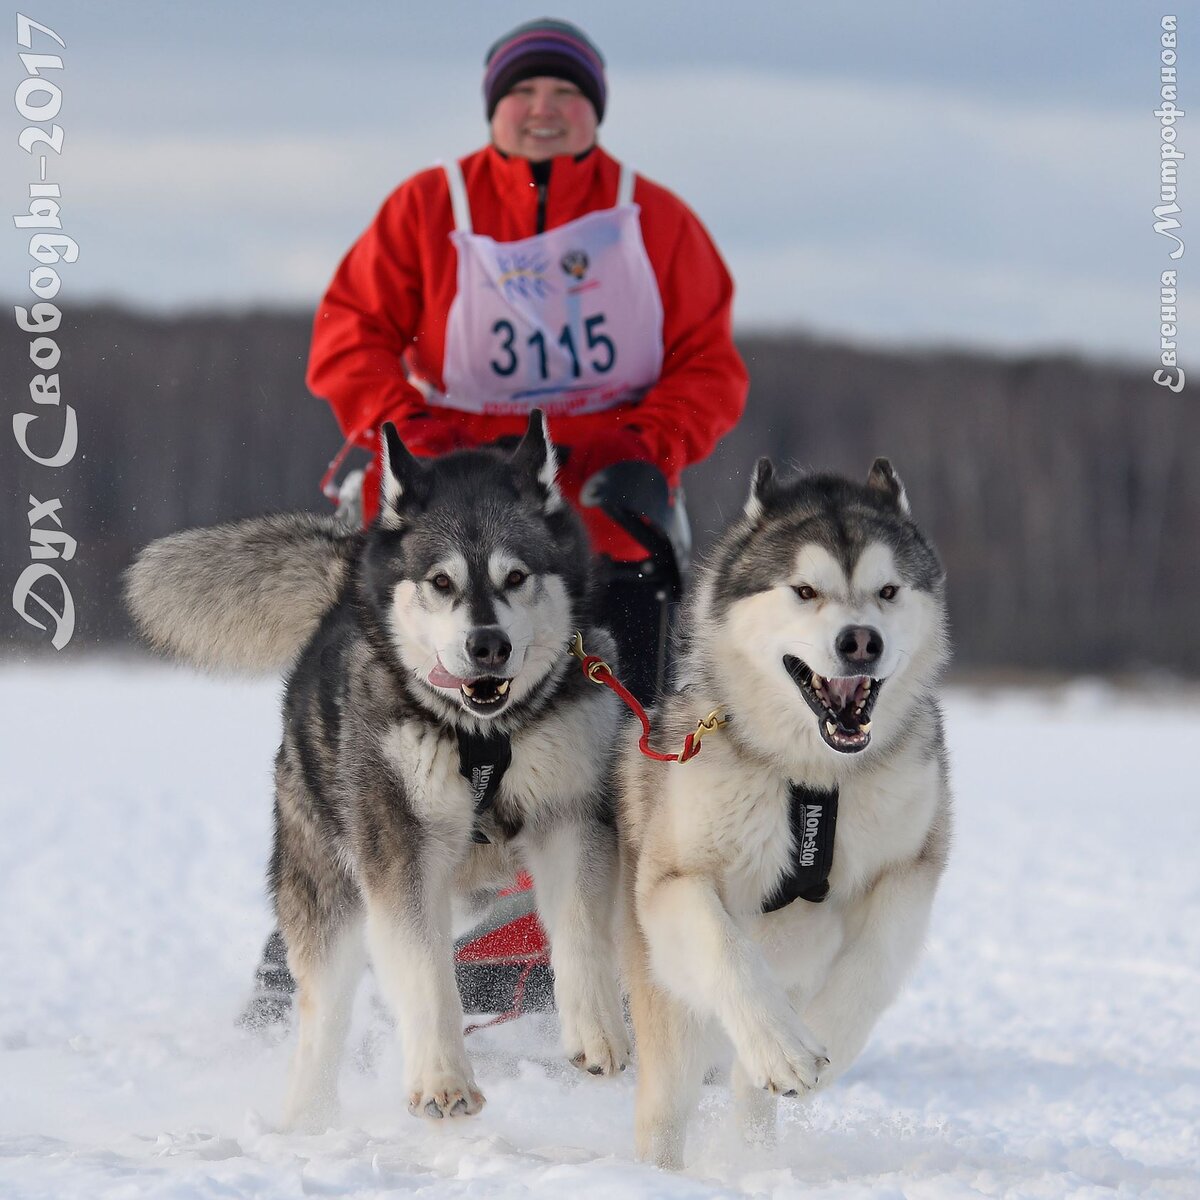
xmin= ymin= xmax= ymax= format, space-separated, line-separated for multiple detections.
xmin=510 ymin=409 xmax=562 ymax=512
xmin=744 ymin=457 xmax=776 ymax=524
xmin=866 ymin=457 xmax=911 ymax=514
xmin=379 ymin=421 xmax=424 ymax=527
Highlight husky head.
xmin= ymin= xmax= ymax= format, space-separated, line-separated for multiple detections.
xmin=693 ymin=458 xmax=948 ymax=766
xmin=359 ymin=410 xmax=590 ymax=724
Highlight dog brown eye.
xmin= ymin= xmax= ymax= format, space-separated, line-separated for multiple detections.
xmin=505 ymin=569 xmax=527 ymax=588
xmin=794 ymin=585 xmax=818 ymax=601
xmin=879 ymin=584 xmax=898 ymax=601
xmin=431 ymin=573 xmax=452 ymax=592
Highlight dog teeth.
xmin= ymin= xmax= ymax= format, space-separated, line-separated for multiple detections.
xmin=861 ymin=721 xmax=872 ymax=733
xmin=496 ymin=680 xmax=510 ymax=695
xmin=812 ymin=672 xmax=824 ymax=687
xmin=826 ymin=720 xmax=837 ymax=737
xmin=461 ymin=683 xmax=475 ymax=697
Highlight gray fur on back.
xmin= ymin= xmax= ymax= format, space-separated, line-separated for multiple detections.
xmin=125 ymin=512 xmax=354 ymax=671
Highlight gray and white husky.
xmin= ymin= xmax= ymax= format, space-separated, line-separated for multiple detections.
xmin=127 ymin=412 xmax=629 ymax=1130
xmin=619 ymin=458 xmax=951 ymax=1169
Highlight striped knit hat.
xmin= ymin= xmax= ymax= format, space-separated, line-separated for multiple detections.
xmin=484 ymin=18 xmax=607 ymax=123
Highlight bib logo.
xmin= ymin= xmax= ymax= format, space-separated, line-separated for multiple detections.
xmin=560 ymin=249 xmax=589 ymax=281
xmin=497 ymin=251 xmax=552 ymax=301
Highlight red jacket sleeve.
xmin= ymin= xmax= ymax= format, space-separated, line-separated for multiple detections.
xmin=306 ymin=178 xmax=443 ymax=449
xmin=623 ymin=186 xmax=748 ymax=478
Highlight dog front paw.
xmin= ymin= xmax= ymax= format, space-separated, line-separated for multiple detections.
xmin=567 ymin=1017 xmax=630 ymax=1077
xmin=407 ymin=1071 xmax=486 ymax=1119
xmin=737 ymin=1024 xmax=828 ymax=1097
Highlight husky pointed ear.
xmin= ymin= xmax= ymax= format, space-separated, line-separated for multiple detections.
xmin=867 ymin=457 xmax=910 ymax=514
xmin=379 ymin=422 xmax=423 ymax=527
xmin=744 ymin=457 xmax=776 ymax=524
xmin=510 ymin=409 xmax=562 ymax=512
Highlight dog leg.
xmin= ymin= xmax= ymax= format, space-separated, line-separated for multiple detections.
xmin=802 ymin=863 xmax=939 ymax=1086
xmin=363 ymin=884 xmax=484 ymax=1120
xmin=281 ymin=920 xmax=366 ymax=1132
xmin=625 ymin=900 xmax=708 ymax=1170
xmin=732 ymin=1056 xmax=778 ymax=1148
xmin=523 ymin=817 xmax=629 ymax=1075
xmin=638 ymin=873 xmax=828 ymax=1098
xmin=273 ymin=758 xmax=364 ymax=1134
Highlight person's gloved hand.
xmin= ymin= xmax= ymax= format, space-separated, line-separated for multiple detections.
xmin=559 ymin=425 xmax=659 ymax=561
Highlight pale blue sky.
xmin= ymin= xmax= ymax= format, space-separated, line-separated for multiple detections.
xmin=5 ymin=1 xmax=1184 ymax=361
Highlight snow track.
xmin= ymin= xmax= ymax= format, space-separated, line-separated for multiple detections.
xmin=1 ymin=662 xmax=1197 ymax=1198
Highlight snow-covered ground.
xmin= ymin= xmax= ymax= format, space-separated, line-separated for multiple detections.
xmin=1 ymin=661 xmax=1197 ymax=1199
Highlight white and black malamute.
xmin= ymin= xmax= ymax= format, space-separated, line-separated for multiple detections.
xmin=620 ymin=458 xmax=952 ymax=1169
xmin=127 ymin=412 xmax=629 ymax=1130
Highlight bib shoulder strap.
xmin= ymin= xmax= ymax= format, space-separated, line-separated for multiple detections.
xmin=442 ymin=159 xmax=473 ymax=234
xmin=616 ymin=162 xmax=636 ymax=208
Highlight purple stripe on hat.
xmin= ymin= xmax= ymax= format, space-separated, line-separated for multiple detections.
xmin=488 ymin=29 xmax=604 ymax=74
xmin=484 ymin=42 xmax=604 ymax=96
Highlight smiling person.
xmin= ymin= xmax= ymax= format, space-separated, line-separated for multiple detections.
xmin=306 ymin=16 xmax=748 ymax=701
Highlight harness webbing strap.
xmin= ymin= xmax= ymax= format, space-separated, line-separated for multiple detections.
xmin=443 ymin=159 xmax=473 ymax=233
xmin=616 ymin=162 xmax=635 ymax=207
xmin=456 ymin=728 xmax=512 ymax=843
xmin=761 ymin=783 xmax=839 ymax=912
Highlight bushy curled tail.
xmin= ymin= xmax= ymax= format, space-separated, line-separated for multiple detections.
xmin=125 ymin=513 xmax=356 ymax=671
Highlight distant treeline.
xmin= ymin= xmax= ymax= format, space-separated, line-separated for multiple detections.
xmin=2 ymin=306 xmax=1195 ymax=674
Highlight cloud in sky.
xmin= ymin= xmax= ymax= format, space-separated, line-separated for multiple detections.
xmin=4 ymin=4 xmax=1178 ymax=362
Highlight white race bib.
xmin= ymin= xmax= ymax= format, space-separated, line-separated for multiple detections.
xmin=437 ymin=160 xmax=664 ymax=416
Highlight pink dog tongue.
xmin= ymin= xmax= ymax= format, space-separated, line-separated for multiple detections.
xmin=427 ymin=660 xmax=468 ymax=688
xmin=825 ymin=677 xmax=862 ymax=709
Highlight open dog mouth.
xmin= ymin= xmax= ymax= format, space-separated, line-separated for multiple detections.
xmin=783 ymin=655 xmax=882 ymax=754
xmin=458 ymin=676 xmax=511 ymax=712
xmin=427 ymin=661 xmax=513 ymax=714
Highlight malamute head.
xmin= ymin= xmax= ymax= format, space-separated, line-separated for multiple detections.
xmin=693 ymin=458 xmax=948 ymax=764
xmin=359 ymin=410 xmax=591 ymax=724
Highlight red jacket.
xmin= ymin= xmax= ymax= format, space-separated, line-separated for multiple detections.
xmin=307 ymin=144 xmax=748 ymax=558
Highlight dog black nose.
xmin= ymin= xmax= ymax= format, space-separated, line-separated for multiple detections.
xmin=466 ymin=627 xmax=511 ymax=668
xmin=836 ymin=625 xmax=883 ymax=667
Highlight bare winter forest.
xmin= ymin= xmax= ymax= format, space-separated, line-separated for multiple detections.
xmin=3 ymin=306 xmax=1195 ymax=674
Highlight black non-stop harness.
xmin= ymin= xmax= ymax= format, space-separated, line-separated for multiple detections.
xmin=761 ymin=783 xmax=840 ymax=912
xmin=456 ymin=728 xmax=513 ymax=843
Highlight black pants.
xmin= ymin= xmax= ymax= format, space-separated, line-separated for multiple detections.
xmin=595 ymin=567 xmax=675 ymax=707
